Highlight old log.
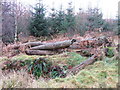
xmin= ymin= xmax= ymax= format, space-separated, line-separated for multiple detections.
xmin=25 ymin=50 xmax=57 ymax=55
xmin=6 ymin=41 xmax=45 ymax=50
xmin=68 ymin=36 xmax=109 ymax=49
xmin=30 ymin=39 xmax=76 ymax=50
xmin=67 ymin=54 xmax=98 ymax=75
xmin=22 ymin=41 xmax=45 ymax=47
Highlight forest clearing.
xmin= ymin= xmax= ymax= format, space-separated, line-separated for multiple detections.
xmin=0 ymin=0 xmax=119 ymax=89
xmin=0 ymin=31 xmax=119 ymax=88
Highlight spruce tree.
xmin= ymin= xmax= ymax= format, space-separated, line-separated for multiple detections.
xmin=86 ymin=8 xmax=104 ymax=31
xmin=65 ymin=2 xmax=75 ymax=33
xmin=29 ymin=1 xmax=48 ymax=37
xmin=49 ymin=5 xmax=66 ymax=34
xmin=56 ymin=5 xmax=66 ymax=33
xmin=48 ymin=7 xmax=58 ymax=34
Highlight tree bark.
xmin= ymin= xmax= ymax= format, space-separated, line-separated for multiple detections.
xmin=25 ymin=50 xmax=56 ymax=55
xmin=30 ymin=39 xmax=76 ymax=50
xmin=22 ymin=41 xmax=45 ymax=47
xmin=67 ymin=54 xmax=98 ymax=75
xmin=68 ymin=36 xmax=109 ymax=49
xmin=7 ymin=41 xmax=45 ymax=49
xmin=0 ymin=0 xmax=2 ymax=56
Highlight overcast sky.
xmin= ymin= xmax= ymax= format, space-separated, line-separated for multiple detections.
xmin=17 ymin=0 xmax=119 ymax=19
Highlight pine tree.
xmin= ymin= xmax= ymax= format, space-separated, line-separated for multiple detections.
xmin=29 ymin=1 xmax=48 ymax=37
xmin=49 ymin=5 xmax=66 ymax=34
xmin=86 ymin=8 xmax=104 ymax=31
xmin=56 ymin=5 xmax=66 ymax=33
xmin=66 ymin=2 xmax=75 ymax=31
xmin=48 ymin=7 xmax=58 ymax=34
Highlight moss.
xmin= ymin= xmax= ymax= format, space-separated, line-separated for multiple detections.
xmin=10 ymin=54 xmax=40 ymax=61
xmin=0 ymin=57 xmax=9 ymax=62
xmin=47 ymin=57 xmax=118 ymax=88
xmin=67 ymin=52 xmax=87 ymax=66
xmin=105 ymin=47 xmax=115 ymax=58
xmin=0 ymin=53 xmax=118 ymax=88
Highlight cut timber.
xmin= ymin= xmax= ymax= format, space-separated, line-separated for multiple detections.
xmin=22 ymin=41 xmax=45 ymax=47
xmin=67 ymin=54 xmax=98 ymax=75
xmin=68 ymin=36 xmax=109 ymax=49
xmin=30 ymin=39 xmax=76 ymax=50
xmin=25 ymin=50 xmax=56 ymax=55
xmin=6 ymin=41 xmax=45 ymax=50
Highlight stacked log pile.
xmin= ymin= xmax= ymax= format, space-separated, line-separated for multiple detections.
xmin=25 ymin=39 xmax=76 ymax=55
xmin=2 ymin=34 xmax=118 ymax=75
xmin=3 ymin=36 xmax=112 ymax=57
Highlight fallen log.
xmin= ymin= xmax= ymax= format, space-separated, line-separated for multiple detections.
xmin=22 ymin=41 xmax=45 ymax=47
xmin=25 ymin=50 xmax=57 ymax=55
xmin=68 ymin=36 xmax=109 ymax=49
xmin=30 ymin=39 xmax=76 ymax=50
xmin=5 ymin=41 xmax=45 ymax=51
xmin=67 ymin=54 xmax=98 ymax=75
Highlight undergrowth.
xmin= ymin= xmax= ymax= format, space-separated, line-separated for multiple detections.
xmin=48 ymin=58 xmax=118 ymax=88
xmin=67 ymin=52 xmax=87 ymax=67
xmin=0 ymin=52 xmax=118 ymax=88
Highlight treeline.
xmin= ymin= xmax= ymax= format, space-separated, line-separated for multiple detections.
xmin=2 ymin=0 xmax=118 ymax=43
xmin=29 ymin=2 xmax=76 ymax=37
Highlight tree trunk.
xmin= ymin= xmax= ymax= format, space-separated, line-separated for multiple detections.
xmin=25 ymin=50 xmax=57 ymax=55
xmin=0 ymin=1 xmax=2 ymax=56
xmin=23 ymin=41 xmax=45 ymax=47
xmin=68 ymin=36 xmax=109 ymax=49
xmin=14 ymin=15 xmax=18 ymax=43
xmin=14 ymin=0 xmax=18 ymax=43
xmin=30 ymin=39 xmax=76 ymax=50
xmin=67 ymin=54 xmax=98 ymax=75
xmin=7 ymin=41 xmax=45 ymax=49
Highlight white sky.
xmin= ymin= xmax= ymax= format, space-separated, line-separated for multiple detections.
xmin=17 ymin=0 xmax=119 ymax=19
